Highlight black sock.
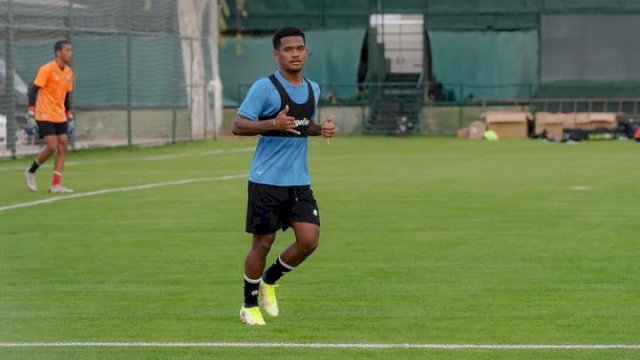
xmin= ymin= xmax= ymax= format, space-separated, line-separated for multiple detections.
xmin=28 ymin=160 xmax=40 ymax=173
xmin=262 ymin=256 xmax=294 ymax=285
xmin=243 ymin=275 xmax=261 ymax=307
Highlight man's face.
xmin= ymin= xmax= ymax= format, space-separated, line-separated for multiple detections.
xmin=274 ymin=36 xmax=306 ymax=73
xmin=57 ymin=44 xmax=73 ymax=65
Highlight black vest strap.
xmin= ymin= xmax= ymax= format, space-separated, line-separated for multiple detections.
xmin=258 ymin=74 xmax=315 ymax=138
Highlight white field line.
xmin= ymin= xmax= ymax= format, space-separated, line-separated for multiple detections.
xmin=140 ymin=153 xmax=194 ymax=161
xmin=0 ymin=147 xmax=255 ymax=172
xmin=0 ymin=174 xmax=245 ymax=213
xmin=0 ymin=342 xmax=638 ymax=350
xmin=198 ymin=148 xmax=255 ymax=156
xmin=0 ymin=161 xmax=80 ymax=172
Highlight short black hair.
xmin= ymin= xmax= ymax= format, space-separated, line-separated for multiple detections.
xmin=54 ymin=40 xmax=71 ymax=54
xmin=272 ymin=26 xmax=305 ymax=50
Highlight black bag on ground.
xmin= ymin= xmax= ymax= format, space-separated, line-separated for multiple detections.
xmin=562 ymin=128 xmax=589 ymax=142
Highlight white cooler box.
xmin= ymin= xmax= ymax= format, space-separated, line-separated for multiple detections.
xmin=0 ymin=114 xmax=7 ymax=146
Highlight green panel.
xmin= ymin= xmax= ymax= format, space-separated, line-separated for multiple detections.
xmin=425 ymin=14 xmax=538 ymax=30
xmin=219 ymin=36 xmax=274 ymax=106
xmin=426 ymin=0 xmax=540 ymax=14
xmin=540 ymin=15 xmax=640 ymax=82
xmin=305 ymin=29 xmax=366 ymax=100
xmin=322 ymin=16 xmax=370 ymax=29
xmin=72 ymin=36 xmax=127 ymax=107
xmin=243 ymin=0 xmax=324 ymax=14
xmin=231 ymin=15 xmax=368 ymax=31
xmin=220 ymin=28 xmax=366 ymax=106
xmin=428 ymin=31 xmax=538 ymax=99
xmin=231 ymin=0 xmax=371 ymax=30
xmin=227 ymin=0 xmax=640 ymax=32
xmin=379 ymin=0 xmax=427 ymax=13
xmin=323 ymin=0 xmax=375 ymax=13
xmin=131 ymin=35 xmax=185 ymax=107
xmin=5 ymin=35 xmax=187 ymax=108
xmin=6 ymin=0 xmax=178 ymax=33
xmin=542 ymin=0 xmax=640 ymax=12
xmin=8 ymin=40 xmax=53 ymax=83
xmin=74 ymin=35 xmax=187 ymax=107
xmin=242 ymin=0 xmax=373 ymax=16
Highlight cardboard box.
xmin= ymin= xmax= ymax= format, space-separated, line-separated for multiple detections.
xmin=535 ymin=112 xmax=570 ymax=140
xmin=575 ymin=112 xmax=592 ymax=130
xmin=482 ymin=111 xmax=531 ymax=138
xmin=588 ymin=112 xmax=618 ymax=130
xmin=562 ymin=112 xmax=577 ymax=129
xmin=457 ymin=127 xmax=469 ymax=139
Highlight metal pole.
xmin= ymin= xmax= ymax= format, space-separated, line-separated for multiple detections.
xmin=66 ymin=0 xmax=74 ymax=41
xmin=126 ymin=1 xmax=132 ymax=146
xmin=171 ymin=2 xmax=179 ymax=144
xmin=5 ymin=0 xmax=17 ymax=158
xmin=171 ymin=33 xmax=178 ymax=144
xmin=189 ymin=38 xmax=194 ymax=141
xmin=203 ymin=81 xmax=207 ymax=139
xmin=67 ymin=0 xmax=75 ymax=150
xmin=208 ymin=0 xmax=221 ymax=140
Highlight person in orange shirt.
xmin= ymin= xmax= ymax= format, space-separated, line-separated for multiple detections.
xmin=25 ymin=40 xmax=75 ymax=193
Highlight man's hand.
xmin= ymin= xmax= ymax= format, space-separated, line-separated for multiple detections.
xmin=273 ymin=105 xmax=300 ymax=135
xmin=26 ymin=107 xmax=37 ymax=133
xmin=321 ymin=115 xmax=336 ymax=144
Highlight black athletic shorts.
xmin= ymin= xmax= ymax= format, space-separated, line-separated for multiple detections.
xmin=37 ymin=121 xmax=68 ymax=139
xmin=245 ymin=181 xmax=320 ymax=234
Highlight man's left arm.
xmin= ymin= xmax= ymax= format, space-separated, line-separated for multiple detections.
xmin=308 ymin=83 xmax=336 ymax=138
xmin=65 ymin=92 xmax=75 ymax=135
xmin=66 ymin=71 xmax=74 ymax=125
xmin=308 ymin=116 xmax=336 ymax=138
xmin=308 ymin=121 xmax=323 ymax=136
xmin=64 ymin=92 xmax=73 ymax=116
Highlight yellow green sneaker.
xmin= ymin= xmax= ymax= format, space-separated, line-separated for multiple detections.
xmin=260 ymin=283 xmax=279 ymax=317
xmin=240 ymin=306 xmax=265 ymax=326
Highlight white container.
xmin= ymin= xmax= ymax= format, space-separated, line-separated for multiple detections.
xmin=0 ymin=114 xmax=7 ymax=145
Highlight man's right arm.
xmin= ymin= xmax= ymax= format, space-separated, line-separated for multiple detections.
xmin=26 ymin=85 xmax=40 ymax=125
xmin=231 ymin=114 xmax=277 ymax=136
xmin=231 ymin=105 xmax=299 ymax=136
xmin=231 ymin=79 xmax=270 ymax=136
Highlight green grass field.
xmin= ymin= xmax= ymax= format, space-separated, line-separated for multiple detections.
xmin=1 ymin=137 xmax=638 ymax=359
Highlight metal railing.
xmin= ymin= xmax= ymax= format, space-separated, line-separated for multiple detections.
xmin=231 ymin=81 xmax=640 ymax=136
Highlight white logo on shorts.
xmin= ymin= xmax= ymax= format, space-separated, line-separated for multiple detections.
xmin=313 ymin=209 xmax=318 ymax=216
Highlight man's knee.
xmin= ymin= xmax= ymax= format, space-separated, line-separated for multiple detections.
xmin=297 ymin=235 xmax=319 ymax=255
xmin=57 ymin=138 xmax=68 ymax=150
xmin=252 ymin=234 xmax=276 ymax=254
xmin=44 ymin=138 xmax=58 ymax=152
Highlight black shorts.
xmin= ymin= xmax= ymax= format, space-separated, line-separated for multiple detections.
xmin=245 ymin=181 xmax=320 ymax=234
xmin=37 ymin=121 xmax=68 ymax=139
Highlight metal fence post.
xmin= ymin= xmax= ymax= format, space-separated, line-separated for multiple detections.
xmin=171 ymin=33 xmax=178 ymax=143
xmin=126 ymin=0 xmax=132 ymax=146
xmin=458 ymin=84 xmax=464 ymax=129
xmin=203 ymin=79 xmax=208 ymax=139
xmin=67 ymin=0 xmax=75 ymax=150
xmin=4 ymin=0 xmax=17 ymax=159
xmin=189 ymin=38 xmax=194 ymax=141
